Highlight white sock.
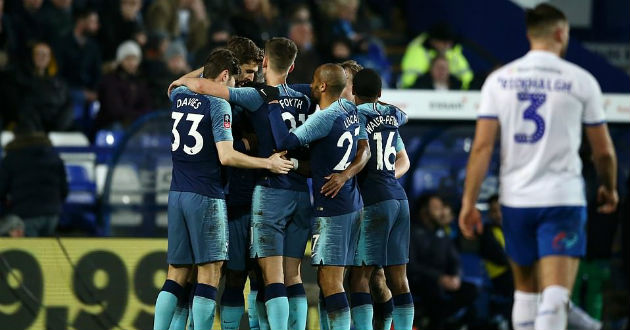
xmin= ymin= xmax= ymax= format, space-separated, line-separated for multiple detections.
xmin=535 ymin=285 xmax=569 ymax=330
xmin=513 ymin=291 xmax=540 ymax=330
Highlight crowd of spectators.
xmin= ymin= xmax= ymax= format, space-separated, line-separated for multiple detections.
xmin=0 ymin=0 xmax=497 ymax=137
xmin=0 ymin=0 xmax=412 ymax=135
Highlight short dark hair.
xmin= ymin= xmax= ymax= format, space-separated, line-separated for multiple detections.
xmin=416 ymin=193 xmax=442 ymax=212
xmin=203 ymin=49 xmax=241 ymax=79
xmin=264 ymin=37 xmax=298 ymax=73
xmin=525 ymin=4 xmax=567 ymax=37
xmin=488 ymin=194 xmax=499 ymax=205
xmin=340 ymin=60 xmax=363 ymax=77
xmin=352 ymin=68 xmax=381 ymax=98
xmin=227 ymin=37 xmax=264 ymax=65
xmin=74 ymin=7 xmax=97 ymax=23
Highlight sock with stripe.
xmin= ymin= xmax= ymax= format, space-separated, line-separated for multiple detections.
xmin=264 ymin=283 xmax=289 ymax=330
xmin=192 ymin=283 xmax=217 ymax=330
xmin=248 ymin=279 xmax=260 ymax=330
xmin=535 ymin=286 xmax=569 ymax=330
xmin=319 ymin=292 xmax=330 ymax=330
xmin=373 ymin=299 xmax=393 ymax=330
xmin=287 ymin=283 xmax=308 ymax=330
xmin=325 ymin=292 xmax=351 ymax=330
xmin=350 ymin=292 xmax=373 ymax=330
xmin=154 ymin=280 xmax=183 ymax=330
xmin=168 ymin=283 xmax=192 ymax=330
xmin=392 ymin=293 xmax=414 ymax=330
xmin=256 ymin=284 xmax=270 ymax=330
xmin=513 ymin=291 xmax=539 ymax=330
xmin=220 ymin=286 xmax=245 ymax=330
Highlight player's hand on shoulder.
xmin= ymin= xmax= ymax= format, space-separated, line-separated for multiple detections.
xmin=321 ymin=173 xmax=350 ymax=198
xmin=267 ymin=150 xmax=293 ymax=174
xmin=458 ymin=202 xmax=483 ymax=239
xmin=597 ymin=185 xmax=619 ymax=214
xmin=243 ymin=81 xmax=280 ymax=103
xmin=168 ymin=79 xmax=184 ymax=98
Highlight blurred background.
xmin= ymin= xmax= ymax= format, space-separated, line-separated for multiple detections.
xmin=0 ymin=0 xmax=628 ymax=329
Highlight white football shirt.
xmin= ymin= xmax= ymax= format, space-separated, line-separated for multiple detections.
xmin=478 ymin=50 xmax=606 ymax=207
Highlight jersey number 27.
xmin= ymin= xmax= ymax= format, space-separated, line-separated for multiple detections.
xmin=333 ymin=127 xmax=361 ymax=171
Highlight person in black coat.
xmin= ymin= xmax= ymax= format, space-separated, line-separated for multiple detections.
xmin=408 ymin=193 xmax=478 ymax=329
xmin=0 ymin=128 xmax=68 ymax=237
xmin=16 ymin=41 xmax=74 ymax=132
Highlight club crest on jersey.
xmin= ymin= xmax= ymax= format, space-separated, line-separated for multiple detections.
xmin=223 ymin=114 xmax=231 ymax=128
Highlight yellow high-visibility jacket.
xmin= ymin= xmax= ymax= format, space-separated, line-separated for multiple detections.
xmin=400 ymin=33 xmax=474 ymax=89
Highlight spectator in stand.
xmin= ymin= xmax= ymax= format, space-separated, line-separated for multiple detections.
xmin=146 ymin=0 xmax=209 ymax=54
xmin=10 ymin=0 xmax=46 ymax=61
xmin=408 ymin=193 xmax=478 ymax=329
xmin=0 ymin=127 xmax=68 ymax=237
xmin=56 ymin=7 xmax=101 ymax=107
xmin=401 ymin=23 xmax=473 ymax=89
xmin=287 ymin=4 xmax=320 ymax=84
xmin=411 ymin=55 xmax=462 ymax=90
xmin=230 ymin=0 xmax=279 ymax=47
xmin=190 ymin=20 xmax=232 ymax=68
xmin=329 ymin=37 xmax=353 ymax=63
xmin=0 ymin=0 xmax=19 ymax=128
xmin=100 ymin=0 xmax=146 ymax=62
xmin=147 ymin=40 xmax=189 ymax=110
xmin=95 ymin=40 xmax=151 ymax=131
xmin=0 ymin=214 xmax=24 ymax=237
xmin=16 ymin=42 xmax=73 ymax=132
xmin=40 ymin=0 xmax=73 ymax=45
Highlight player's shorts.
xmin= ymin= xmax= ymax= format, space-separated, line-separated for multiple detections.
xmin=250 ymin=185 xmax=312 ymax=259
xmin=226 ymin=211 xmax=251 ymax=271
xmin=354 ymin=199 xmax=410 ymax=266
xmin=167 ymin=191 xmax=229 ymax=265
xmin=311 ymin=210 xmax=362 ymax=266
xmin=502 ymin=205 xmax=586 ymax=266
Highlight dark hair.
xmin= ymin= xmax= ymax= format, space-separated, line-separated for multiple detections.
xmin=428 ymin=22 xmax=456 ymax=42
xmin=488 ymin=194 xmax=499 ymax=205
xmin=227 ymin=36 xmax=264 ymax=65
xmin=352 ymin=68 xmax=381 ymax=98
xmin=74 ymin=7 xmax=97 ymax=23
xmin=340 ymin=60 xmax=363 ymax=77
xmin=203 ymin=49 xmax=241 ymax=79
xmin=264 ymin=37 xmax=298 ymax=73
xmin=416 ymin=193 xmax=442 ymax=212
xmin=525 ymin=4 xmax=567 ymax=35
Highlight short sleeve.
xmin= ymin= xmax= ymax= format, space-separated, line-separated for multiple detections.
xmin=210 ymin=99 xmax=234 ymax=142
xmin=582 ymin=74 xmax=606 ymax=125
xmin=228 ymin=87 xmax=264 ymax=111
xmin=357 ymin=112 xmax=368 ymax=140
xmin=477 ymin=74 xmax=499 ymax=119
xmin=393 ymin=106 xmax=408 ymax=126
xmin=170 ymin=86 xmax=188 ymax=102
xmin=395 ymin=134 xmax=405 ymax=152
xmin=292 ymin=109 xmax=335 ymax=145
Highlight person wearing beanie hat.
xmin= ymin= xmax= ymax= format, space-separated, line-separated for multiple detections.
xmin=117 ymin=40 xmax=143 ymax=64
xmin=94 ymin=40 xmax=152 ymax=132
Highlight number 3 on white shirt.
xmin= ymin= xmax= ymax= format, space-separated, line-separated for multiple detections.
xmin=171 ymin=111 xmax=204 ymax=155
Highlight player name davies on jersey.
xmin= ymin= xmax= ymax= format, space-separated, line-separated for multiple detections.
xmin=176 ymin=97 xmax=202 ymax=109
xmin=365 ymin=115 xmax=400 ymax=134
